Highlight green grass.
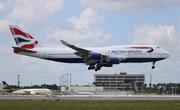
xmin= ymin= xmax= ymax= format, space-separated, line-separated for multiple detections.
xmin=0 ymin=100 xmax=180 ymax=110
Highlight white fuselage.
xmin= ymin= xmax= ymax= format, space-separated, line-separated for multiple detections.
xmin=17 ymin=45 xmax=170 ymax=64
xmin=9 ymin=25 xmax=170 ymax=71
xmin=11 ymin=88 xmax=52 ymax=95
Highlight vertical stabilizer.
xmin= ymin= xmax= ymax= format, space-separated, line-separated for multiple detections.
xmin=9 ymin=25 xmax=39 ymax=49
xmin=2 ymin=81 xmax=12 ymax=89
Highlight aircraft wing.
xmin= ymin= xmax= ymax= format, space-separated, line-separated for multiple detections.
xmin=60 ymin=40 xmax=108 ymax=64
xmin=60 ymin=40 xmax=90 ymax=54
xmin=23 ymin=90 xmax=31 ymax=94
xmin=23 ymin=90 xmax=35 ymax=95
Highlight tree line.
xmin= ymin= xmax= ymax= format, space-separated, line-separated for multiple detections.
xmin=141 ymin=83 xmax=180 ymax=94
xmin=9 ymin=82 xmax=180 ymax=94
xmin=9 ymin=84 xmax=58 ymax=90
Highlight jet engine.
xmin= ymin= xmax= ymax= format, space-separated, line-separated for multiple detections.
xmin=88 ymin=53 xmax=102 ymax=60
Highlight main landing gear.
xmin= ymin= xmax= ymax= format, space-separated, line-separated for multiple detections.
xmin=88 ymin=64 xmax=95 ymax=70
xmin=95 ymin=64 xmax=101 ymax=71
xmin=152 ymin=62 xmax=156 ymax=69
xmin=88 ymin=63 xmax=102 ymax=71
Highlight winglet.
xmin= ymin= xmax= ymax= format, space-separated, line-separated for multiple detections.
xmin=60 ymin=40 xmax=76 ymax=48
xmin=60 ymin=40 xmax=70 ymax=46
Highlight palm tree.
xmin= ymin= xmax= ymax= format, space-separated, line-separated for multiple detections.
xmin=143 ymin=83 xmax=147 ymax=93
xmin=140 ymin=84 xmax=144 ymax=93
xmin=153 ymin=84 xmax=156 ymax=93
xmin=149 ymin=83 xmax=152 ymax=93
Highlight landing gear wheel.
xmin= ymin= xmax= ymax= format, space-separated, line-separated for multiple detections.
xmin=94 ymin=64 xmax=101 ymax=71
xmin=152 ymin=66 xmax=155 ymax=69
xmin=88 ymin=64 xmax=95 ymax=70
xmin=152 ymin=62 xmax=156 ymax=69
xmin=95 ymin=67 xmax=100 ymax=71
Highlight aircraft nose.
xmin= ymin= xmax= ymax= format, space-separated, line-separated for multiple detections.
xmin=166 ymin=52 xmax=170 ymax=58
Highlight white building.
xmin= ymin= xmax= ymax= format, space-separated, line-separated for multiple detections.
xmin=61 ymin=86 xmax=103 ymax=93
xmin=94 ymin=72 xmax=145 ymax=91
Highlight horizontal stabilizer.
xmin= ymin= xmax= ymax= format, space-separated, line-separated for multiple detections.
xmin=12 ymin=47 xmax=37 ymax=53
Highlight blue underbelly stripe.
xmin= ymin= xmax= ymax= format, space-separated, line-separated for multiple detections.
xmin=44 ymin=58 xmax=165 ymax=63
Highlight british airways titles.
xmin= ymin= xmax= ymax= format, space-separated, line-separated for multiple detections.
xmin=111 ymin=50 xmax=142 ymax=55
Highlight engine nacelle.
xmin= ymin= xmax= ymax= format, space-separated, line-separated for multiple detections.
xmin=106 ymin=58 xmax=121 ymax=64
xmin=88 ymin=53 xmax=102 ymax=60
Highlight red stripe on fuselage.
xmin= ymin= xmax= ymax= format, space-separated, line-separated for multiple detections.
xmin=130 ymin=47 xmax=152 ymax=49
xmin=10 ymin=27 xmax=33 ymax=39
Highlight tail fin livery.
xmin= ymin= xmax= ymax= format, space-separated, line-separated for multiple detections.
xmin=2 ymin=81 xmax=13 ymax=89
xmin=9 ymin=25 xmax=38 ymax=49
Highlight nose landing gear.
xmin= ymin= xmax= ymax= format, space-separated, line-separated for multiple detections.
xmin=152 ymin=62 xmax=156 ymax=69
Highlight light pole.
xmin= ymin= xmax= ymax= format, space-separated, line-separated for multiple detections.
xmin=67 ymin=73 xmax=69 ymax=86
xmin=17 ymin=75 xmax=20 ymax=87
xmin=58 ymin=77 xmax=61 ymax=92
xmin=70 ymin=73 xmax=71 ymax=86
xmin=150 ymin=74 xmax=152 ymax=94
xmin=64 ymin=73 xmax=69 ymax=86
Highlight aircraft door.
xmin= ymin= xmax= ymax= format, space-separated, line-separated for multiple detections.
xmin=128 ymin=52 xmax=131 ymax=58
xmin=105 ymin=50 xmax=110 ymax=56
xmin=43 ymin=51 xmax=51 ymax=58
xmin=149 ymin=53 xmax=152 ymax=58
xmin=43 ymin=51 xmax=47 ymax=58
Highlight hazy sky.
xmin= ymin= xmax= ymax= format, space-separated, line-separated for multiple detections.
xmin=0 ymin=0 xmax=180 ymax=86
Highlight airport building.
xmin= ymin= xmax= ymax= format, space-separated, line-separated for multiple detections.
xmin=1 ymin=72 xmax=145 ymax=95
xmin=60 ymin=86 xmax=129 ymax=95
xmin=61 ymin=86 xmax=103 ymax=92
xmin=93 ymin=72 xmax=145 ymax=92
xmin=0 ymin=83 xmax=3 ymax=90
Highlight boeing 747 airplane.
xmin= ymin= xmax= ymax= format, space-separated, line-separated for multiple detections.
xmin=9 ymin=25 xmax=170 ymax=71
xmin=2 ymin=81 xmax=52 ymax=95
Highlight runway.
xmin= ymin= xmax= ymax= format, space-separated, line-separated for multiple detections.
xmin=1 ymin=95 xmax=180 ymax=101
xmin=58 ymin=95 xmax=180 ymax=101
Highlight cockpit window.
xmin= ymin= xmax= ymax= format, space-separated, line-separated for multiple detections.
xmin=157 ymin=47 xmax=160 ymax=49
